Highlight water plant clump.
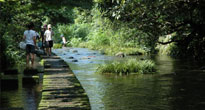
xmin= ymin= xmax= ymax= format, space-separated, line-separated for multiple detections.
xmin=53 ymin=43 xmax=63 ymax=49
xmin=96 ymin=59 xmax=157 ymax=75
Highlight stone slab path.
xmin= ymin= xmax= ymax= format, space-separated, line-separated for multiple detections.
xmin=38 ymin=55 xmax=90 ymax=110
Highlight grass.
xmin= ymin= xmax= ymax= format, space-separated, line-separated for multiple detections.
xmin=78 ymin=42 xmax=146 ymax=56
xmin=96 ymin=59 xmax=157 ymax=75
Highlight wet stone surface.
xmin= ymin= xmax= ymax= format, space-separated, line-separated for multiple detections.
xmin=38 ymin=55 xmax=91 ymax=110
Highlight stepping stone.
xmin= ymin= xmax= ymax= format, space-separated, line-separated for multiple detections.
xmin=72 ymin=50 xmax=78 ymax=53
xmin=50 ymin=56 xmax=60 ymax=59
xmin=68 ymin=56 xmax=74 ymax=59
xmin=61 ymin=65 xmax=69 ymax=67
xmin=71 ymin=59 xmax=78 ymax=62
xmin=44 ymin=64 xmax=51 ymax=68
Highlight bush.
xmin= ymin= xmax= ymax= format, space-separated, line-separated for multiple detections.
xmin=69 ymin=38 xmax=83 ymax=47
xmin=1 ymin=33 xmax=26 ymax=66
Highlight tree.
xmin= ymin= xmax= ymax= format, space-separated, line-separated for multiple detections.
xmin=95 ymin=0 xmax=205 ymax=59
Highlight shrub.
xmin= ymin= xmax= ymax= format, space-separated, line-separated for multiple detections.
xmin=70 ymin=38 xmax=83 ymax=47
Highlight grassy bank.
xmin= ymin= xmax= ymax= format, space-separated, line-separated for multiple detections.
xmin=52 ymin=8 xmax=150 ymax=56
xmin=96 ymin=59 xmax=157 ymax=75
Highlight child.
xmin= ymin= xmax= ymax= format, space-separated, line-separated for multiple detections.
xmin=60 ymin=34 xmax=67 ymax=47
xmin=44 ymin=24 xmax=54 ymax=56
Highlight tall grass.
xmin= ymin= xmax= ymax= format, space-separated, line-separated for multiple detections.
xmin=96 ymin=59 xmax=157 ymax=75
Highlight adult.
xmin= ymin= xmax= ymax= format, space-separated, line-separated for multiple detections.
xmin=40 ymin=24 xmax=47 ymax=52
xmin=44 ymin=24 xmax=54 ymax=56
xmin=23 ymin=22 xmax=37 ymax=67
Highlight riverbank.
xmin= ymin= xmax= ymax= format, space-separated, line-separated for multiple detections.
xmin=38 ymin=54 xmax=90 ymax=110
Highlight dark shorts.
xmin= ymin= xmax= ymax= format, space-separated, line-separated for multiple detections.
xmin=26 ymin=44 xmax=35 ymax=54
xmin=45 ymin=41 xmax=53 ymax=48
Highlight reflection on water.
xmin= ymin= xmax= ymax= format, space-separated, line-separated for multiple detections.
xmin=0 ymin=72 xmax=42 ymax=110
xmin=54 ymin=47 xmax=205 ymax=110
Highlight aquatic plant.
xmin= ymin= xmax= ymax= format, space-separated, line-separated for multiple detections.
xmin=53 ymin=43 xmax=63 ymax=49
xmin=96 ymin=59 xmax=157 ymax=75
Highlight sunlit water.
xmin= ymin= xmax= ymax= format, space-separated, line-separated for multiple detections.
xmin=1 ymin=47 xmax=205 ymax=110
xmin=53 ymin=47 xmax=205 ymax=110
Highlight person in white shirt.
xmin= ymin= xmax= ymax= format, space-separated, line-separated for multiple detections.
xmin=44 ymin=24 xmax=54 ymax=56
xmin=23 ymin=22 xmax=37 ymax=67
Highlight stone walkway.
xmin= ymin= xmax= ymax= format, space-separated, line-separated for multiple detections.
xmin=38 ymin=55 xmax=90 ymax=110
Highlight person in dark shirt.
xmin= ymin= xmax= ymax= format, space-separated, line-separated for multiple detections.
xmin=40 ymin=24 xmax=47 ymax=53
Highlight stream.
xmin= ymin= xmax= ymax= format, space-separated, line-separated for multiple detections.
xmin=53 ymin=47 xmax=205 ymax=110
xmin=1 ymin=47 xmax=205 ymax=110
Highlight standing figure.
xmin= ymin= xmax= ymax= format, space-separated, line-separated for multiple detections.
xmin=40 ymin=24 xmax=47 ymax=53
xmin=23 ymin=22 xmax=37 ymax=67
xmin=44 ymin=24 xmax=54 ymax=56
xmin=60 ymin=34 xmax=67 ymax=47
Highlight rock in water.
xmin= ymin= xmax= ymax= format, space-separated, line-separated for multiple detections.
xmin=71 ymin=59 xmax=78 ymax=62
xmin=72 ymin=50 xmax=78 ymax=53
xmin=68 ymin=56 xmax=74 ymax=59
xmin=115 ymin=52 xmax=125 ymax=57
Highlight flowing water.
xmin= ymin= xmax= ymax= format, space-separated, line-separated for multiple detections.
xmin=54 ymin=47 xmax=205 ymax=110
xmin=1 ymin=47 xmax=205 ymax=110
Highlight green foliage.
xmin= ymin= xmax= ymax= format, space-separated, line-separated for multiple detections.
xmin=95 ymin=0 xmax=205 ymax=59
xmin=97 ymin=59 xmax=157 ymax=75
xmin=53 ymin=43 xmax=63 ymax=49
xmin=2 ymin=33 xmax=25 ymax=66
xmin=0 ymin=0 xmax=45 ymax=69
xmin=1 ymin=0 xmax=205 ymax=72
xmin=32 ymin=0 xmax=93 ymax=25
xmin=52 ymin=7 xmax=148 ymax=55
xmin=0 ymin=0 xmax=93 ymax=69
xmin=52 ymin=23 xmax=91 ymax=44
xmin=70 ymin=38 xmax=83 ymax=47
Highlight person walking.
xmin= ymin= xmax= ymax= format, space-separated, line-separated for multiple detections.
xmin=44 ymin=24 xmax=54 ymax=56
xmin=23 ymin=22 xmax=37 ymax=67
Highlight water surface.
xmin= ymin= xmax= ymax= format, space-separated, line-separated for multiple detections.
xmin=0 ymin=69 xmax=42 ymax=110
xmin=54 ymin=47 xmax=205 ymax=110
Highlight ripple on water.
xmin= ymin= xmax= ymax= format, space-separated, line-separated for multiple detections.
xmin=53 ymin=47 xmax=205 ymax=110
